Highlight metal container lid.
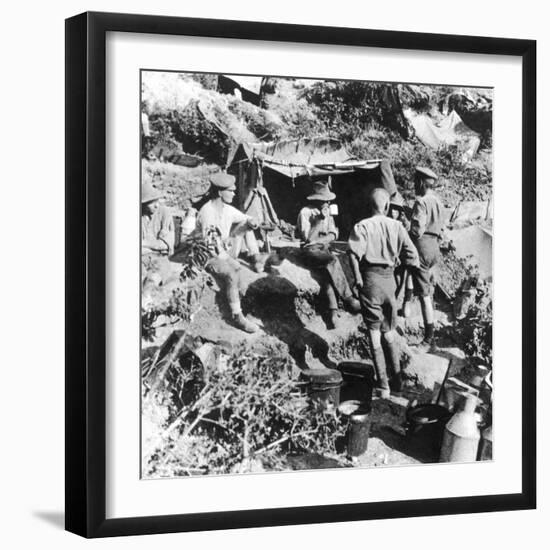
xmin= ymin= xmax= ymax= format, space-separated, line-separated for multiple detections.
xmin=406 ymin=404 xmax=450 ymax=426
xmin=302 ymin=368 xmax=343 ymax=387
xmin=337 ymin=361 xmax=375 ymax=381
xmin=338 ymin=399 xmax=371 ymax=417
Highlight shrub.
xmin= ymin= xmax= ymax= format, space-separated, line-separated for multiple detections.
xmin=153 ymin=104 xmax=230 ymax=164
xmin=227 ymin=97 xmax=283 ymax=141
xmin=438 ymin=271 xmax=492 ymax=369
xmin=265 ymin=94 xmax=325 ymax=139
xmin=185 ymin=73 xmax=218 ymax=90
xmin=141 ymin=242 xmax=213 ymax=341
xmin=453 ymin=277 xmax=492 ymax=368
xmin=143 ymin=346 xmax=347 ymax=477
xmin=302 ymin=81 xmax=409 ymax=141
xmin=349 ymin=129 xmax=492 ymax=206
xmin=142 ymin=160 xmax=214 ymax=209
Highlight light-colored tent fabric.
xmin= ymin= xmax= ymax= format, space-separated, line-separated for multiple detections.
xmin=233 ymin=138 xmax=380 ymax=178
xmin=450 ymin=201 xmax=493 ymax=225
xmin=229 ymin=138 xmax=397 ymax=239
xmin=449 ymin=225 xmax=493 ymax=279
xmin=403 ymin=108 xmax=481 ymax=161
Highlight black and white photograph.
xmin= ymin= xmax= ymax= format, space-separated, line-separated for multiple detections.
xmin=0 ymin=0 xmax=542 ymax=544
xmin=140 ymin=71 xmax=493 ymax=478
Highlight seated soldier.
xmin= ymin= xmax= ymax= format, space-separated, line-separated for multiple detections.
xmin=141 ymin=182 xmax=175 ymax=256
xmin=141 ymin=182 xmax=178 ymax=294
xmin=296 ymin=181 xmax=360 ymax=329
xmin=196 ymin=172 xmax=264 ymax=333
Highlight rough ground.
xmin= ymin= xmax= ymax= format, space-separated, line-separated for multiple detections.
xmin=143 ymin=245 xmax=476 ymax=472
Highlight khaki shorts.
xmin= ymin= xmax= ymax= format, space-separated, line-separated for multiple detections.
xmin=412 ymin=235 xmax=440 ymax=297
xmin=358 ymin=266 xmax=397 ymax=332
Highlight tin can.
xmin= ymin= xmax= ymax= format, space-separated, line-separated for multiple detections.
xmin=338 ymin=400 xmax=372 ymax=457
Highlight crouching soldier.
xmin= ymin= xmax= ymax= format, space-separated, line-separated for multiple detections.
xmin=348 ymin=188 xmax=419 ymax=398
xmin=404 ymin=166 xmax=445 ymax=347
xmin=296 ymin=181 xmax=360 ymax=329
xmin=197 ymin=172 xmax=264 ymax=333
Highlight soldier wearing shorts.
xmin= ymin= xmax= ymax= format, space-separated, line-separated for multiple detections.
xmin=296 ymin=181 xmax=360 ymax=329
xmin=406 ymin=166 xmax=445 ymax=346
xmin=196 ymin=172 xmax=264 ymax=333
xmin=348 ymin=188 xmax=419 ymax=398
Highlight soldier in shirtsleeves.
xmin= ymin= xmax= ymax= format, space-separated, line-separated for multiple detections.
xmin=141 ymin=182 xmax=175 ymax=257
xmin=196 ymin=172 xmax=265 ymax=334
xmin=403 ymin=166 xmax=445 ymax=347
xmin=388 ymin=190 xmax=416 ymax=304
xmin=296 ymin=180 xmax=360 ymax=329
xmin=348 ymin=188 xmax=419 ymax=398
xmin=141 ymin=182 xmax=177 ymax=304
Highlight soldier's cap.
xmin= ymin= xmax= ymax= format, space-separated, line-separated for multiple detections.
xmin=142 ymin=181 xmax=163 ymax=203
xmin=415 ymin=166 xmax=438 ymax=180
xmin=209 ymin=172 xmax=236 ymax=190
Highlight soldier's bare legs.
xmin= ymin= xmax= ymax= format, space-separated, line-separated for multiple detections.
xmin=206 ymin=257 xmax=259 ymax=333
xmin=419 ymin=295 xmax=435 ymax=345
xmin=325 ymin=280 xmax=339 ymax=329
xmin=383 ymin=329 xmax=403 ymax=394
xmin=403 ymin=273 xmax=414 ymax=318
xmin=369 ymin=328 xmax=390 ymax=398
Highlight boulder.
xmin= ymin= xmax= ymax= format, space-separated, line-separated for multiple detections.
xmin=404 ymin=351 xmax=450 ymax=391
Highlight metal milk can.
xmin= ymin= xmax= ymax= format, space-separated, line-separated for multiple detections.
xmin=439 ymin=392 xmax=480 ymax=463
xmin=478 ymin=424 xmax=493 ymax=461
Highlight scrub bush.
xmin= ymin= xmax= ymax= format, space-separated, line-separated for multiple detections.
xmin=143 ymin=346 xmax=346 ymax=477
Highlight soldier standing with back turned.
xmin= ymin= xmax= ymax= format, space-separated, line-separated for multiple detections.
xmin=403 ymin=166 xmax=445 ymax=348
xmin=348 ymin=188 xmax=419 ymax=398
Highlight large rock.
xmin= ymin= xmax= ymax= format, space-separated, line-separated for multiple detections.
xmin=404 ymin=351 xmax=450 ymax=391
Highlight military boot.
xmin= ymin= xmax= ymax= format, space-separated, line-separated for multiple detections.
xmin=327 ymin=309 xmax=340 ymax=330
xmin=402 ymin=288 xmax=413 ymax=318
xmin=232 ymin=312 xmax=259 ymax=333
xmin=343 ymin=295 xmax=361 ymax=313
xmin=372 ymin=347 xmax=390 ymax=399
xmin=249 ymin=253 xmax=269 ymax=274
xmin=387 ymin=340 xmax=403 ymax=395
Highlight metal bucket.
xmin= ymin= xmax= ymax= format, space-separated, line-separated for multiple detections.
xmin=338 ymin=400 xmax=372 ymax=457
xmin=337 ymin=361 xmax=375 ymax=406
xmin=302 ymin=368 xmax=343 ymax=411
xmin=405 ymin=404 xmax=452 ymax=454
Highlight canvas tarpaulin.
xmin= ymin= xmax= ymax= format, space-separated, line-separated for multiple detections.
xmin=232 ymin=138 xmax=394 ymax=182
xmin=449 ymin=225 xmax=493 ymax=279
xmin=403 ymin=108 xmax=481 ymax=161
xmin=450 ymin=200 xmax=493 ymax=225
xmin=229 ymin=137 xmax=398 ymax=238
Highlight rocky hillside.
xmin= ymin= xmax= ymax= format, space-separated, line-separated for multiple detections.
xmin=142 ymin=72 xmax=493 ymax=209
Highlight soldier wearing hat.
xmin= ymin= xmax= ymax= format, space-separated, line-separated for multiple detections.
xmin=348 ymin=188 xmax=419 ymax=398
xmin=388 ymin=191 xmax=409 ymax=228
xmin=196 ymin=171 xmax=264 ymax=333
xmin=141 ymin=182 xmax=175 ymax=256
xmin=404 ymin=166 xmax=445 ymax=347
xmin=296 ymin=180 xmax=360 ymax=329
xmin=388 ymin=190 xmax=413 ymax=298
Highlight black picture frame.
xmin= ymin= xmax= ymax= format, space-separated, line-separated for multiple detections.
xmin=65 ymin=11 xmax=536 ymax=538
